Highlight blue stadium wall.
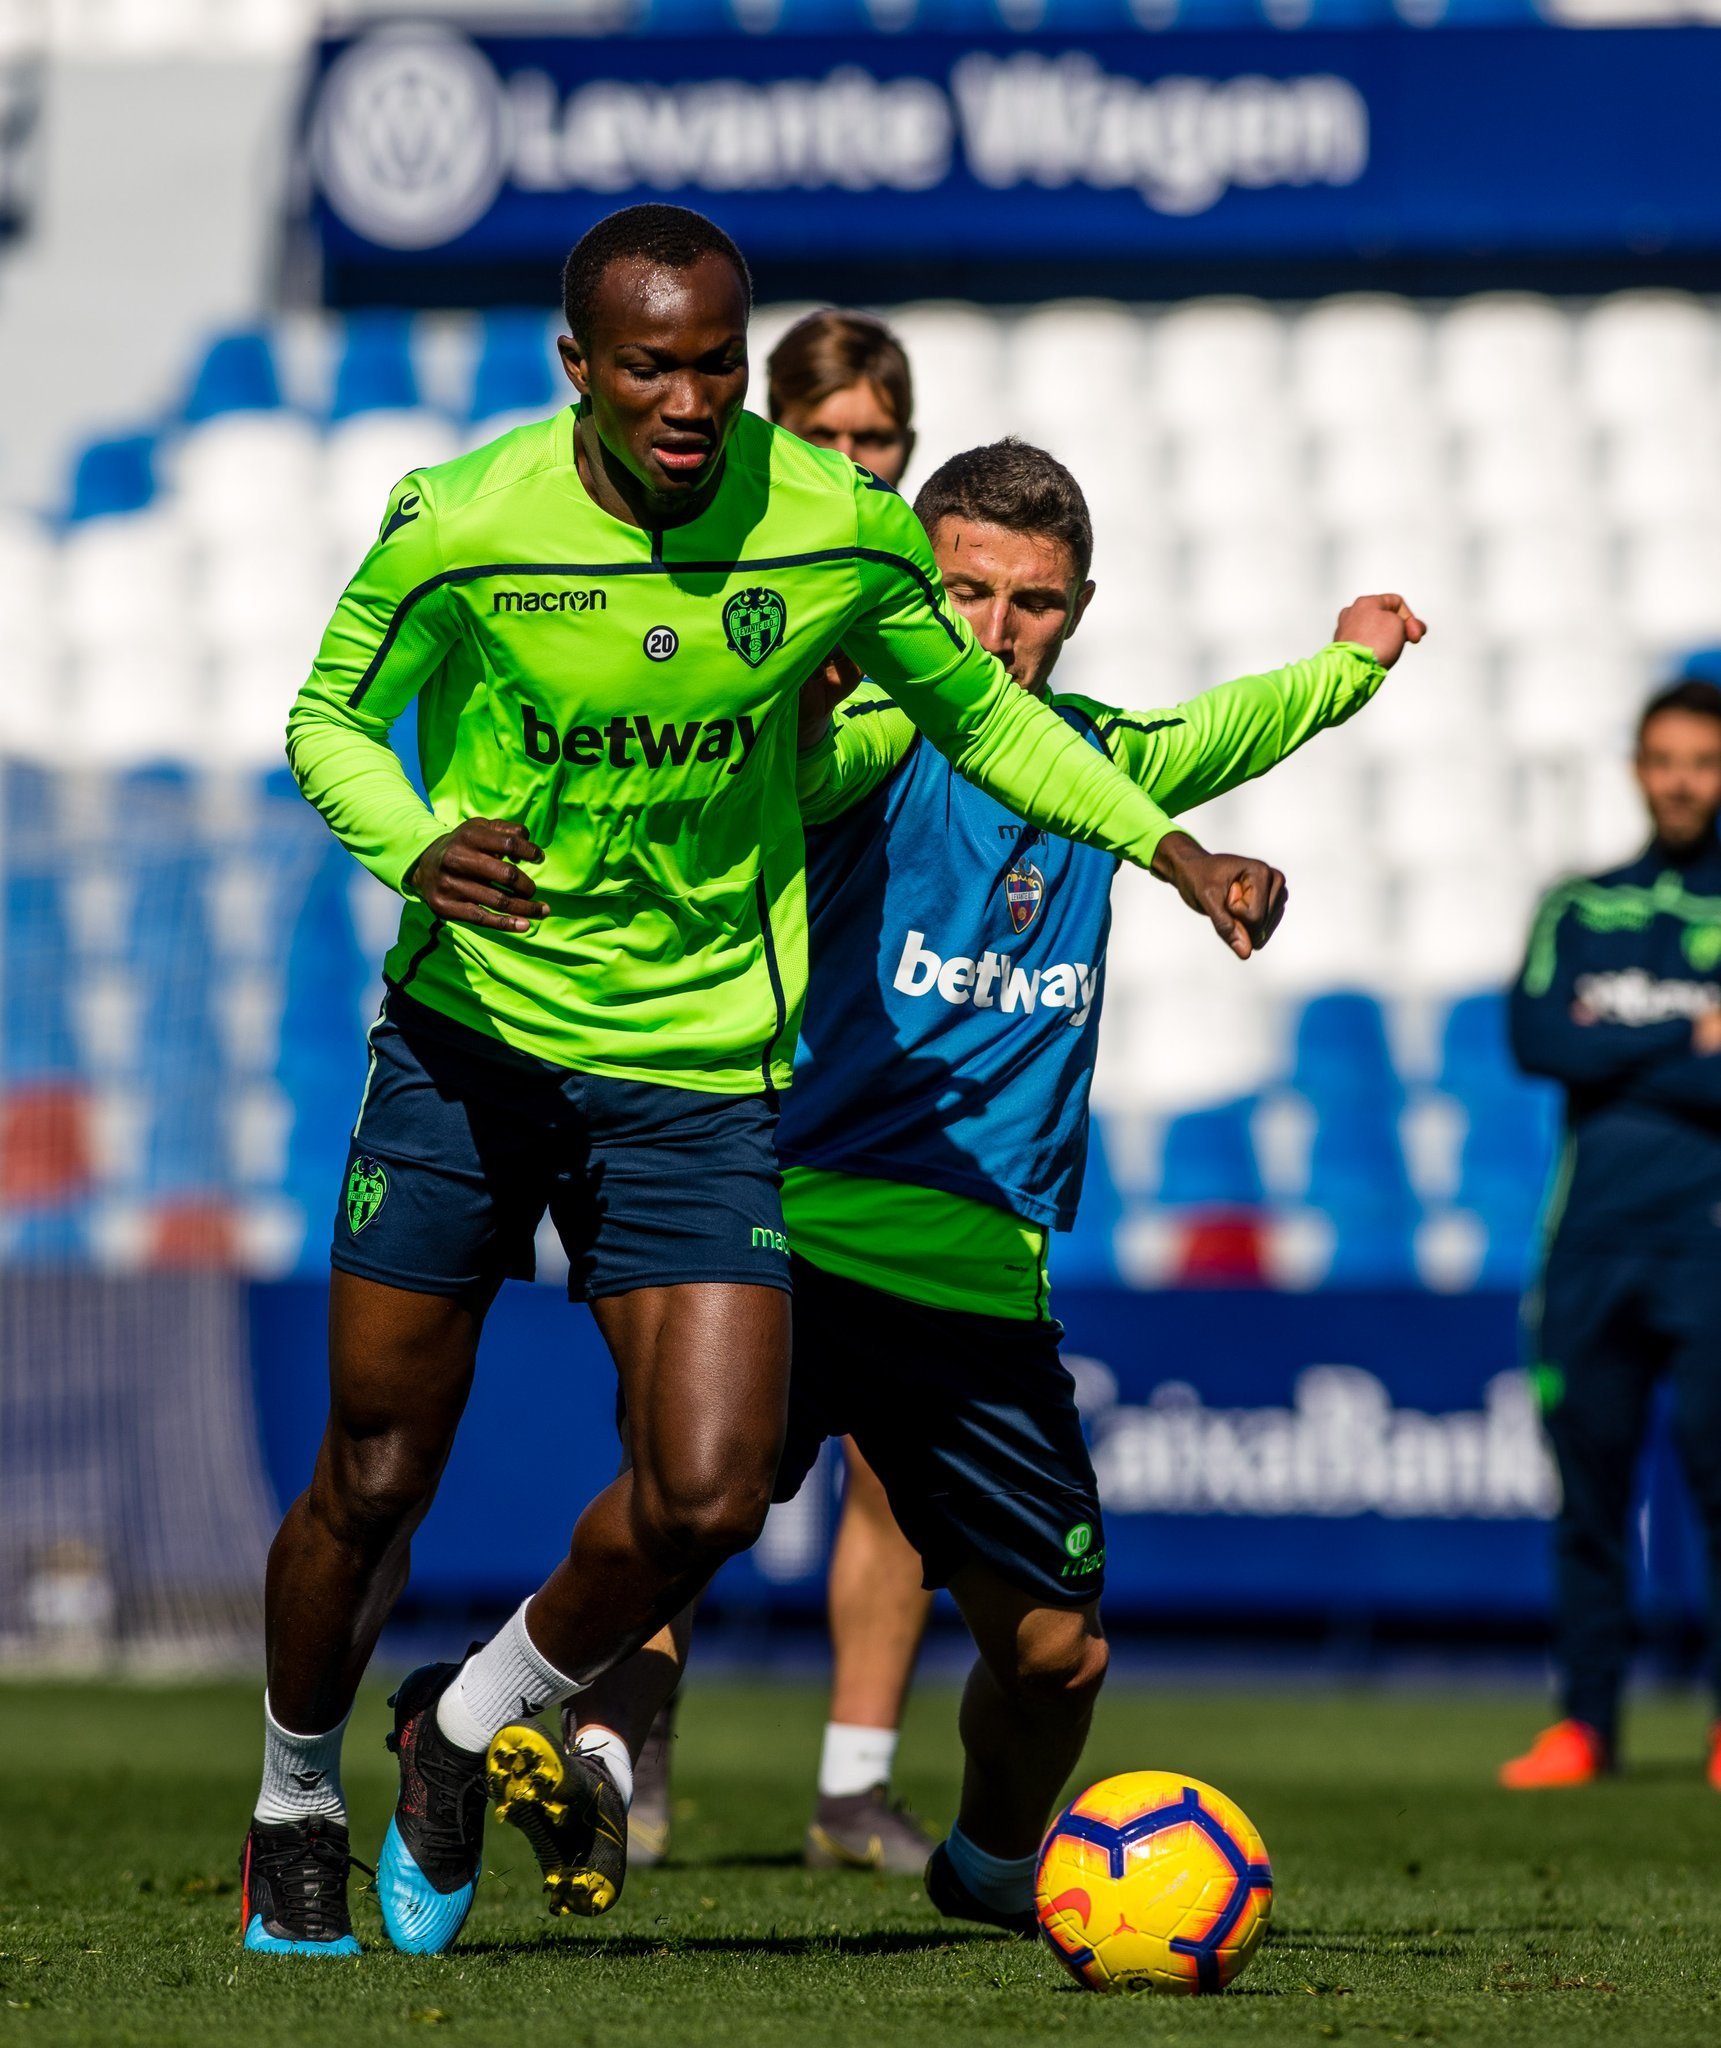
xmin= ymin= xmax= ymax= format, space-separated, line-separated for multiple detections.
xmin=247 ymin=1278 xmax=1711 ymax=1633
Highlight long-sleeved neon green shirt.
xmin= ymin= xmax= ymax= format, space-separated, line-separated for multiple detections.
xmin=285 ymin=407 xmax=1178 ymax=1092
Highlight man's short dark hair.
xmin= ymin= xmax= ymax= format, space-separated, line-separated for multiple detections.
xmin=561 ymin=205 xmax=752 ymax=347
xmin=912 ymin=438 xmax=1093 ymax=584
xmin=1638 ymin=675 xmax=1721 ymax=746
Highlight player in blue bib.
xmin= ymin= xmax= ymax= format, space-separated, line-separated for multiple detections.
xmin=538 ymin=440 xmax=1423 ymax=1930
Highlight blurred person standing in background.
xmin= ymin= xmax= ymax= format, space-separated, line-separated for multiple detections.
xmin=625 ymin=308 xmax=941 ymax=1877
xmin=1503 ymin=677 xmax=1721 ymax=1790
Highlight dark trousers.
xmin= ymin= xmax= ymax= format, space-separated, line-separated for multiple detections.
xmin=1535 ymin=1240 xmax=1721 ymax=1743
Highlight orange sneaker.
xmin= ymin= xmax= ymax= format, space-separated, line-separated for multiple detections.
xmin=1498 ymin=1719 xmax=1611 ymax=1789
xmin=1706 ymin=1724 xmax=1721 ymax=1792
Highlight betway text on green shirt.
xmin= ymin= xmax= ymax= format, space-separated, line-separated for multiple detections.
xmin=285 ymin=408 xmax=1180 ymax=1094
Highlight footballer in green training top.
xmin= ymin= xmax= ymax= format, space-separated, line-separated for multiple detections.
xmin=240 ymin=203 xmax=1292 ymax=1960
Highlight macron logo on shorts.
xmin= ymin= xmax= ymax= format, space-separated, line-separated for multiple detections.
xmin=892 ymin=930 xmax=1097 ymax=1028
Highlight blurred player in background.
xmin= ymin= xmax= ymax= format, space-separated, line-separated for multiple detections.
xmin=242 ymin=206 xmax=1279 ymax=1959
xmin=544 ymin=439 xmax=1424 ymax=1933
xmin=628 ymin=307 xmax=942 ymax=1876
xmin=1502 ymin=676 xmax=1721 ymax=1791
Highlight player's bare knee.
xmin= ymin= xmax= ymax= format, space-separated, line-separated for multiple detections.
xmin=1009 ymin=1616 xmax=1109 ymax=1713
xmin=316 ymin=1435 xmax=438 ymax=1551
xmin=634 ymin=1470 xmax=772 ymax=1568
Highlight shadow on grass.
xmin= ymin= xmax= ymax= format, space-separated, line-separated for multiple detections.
xmin=1274 ymin=1924 xmax=1588 ymax=1956
xmin=1616 ymin=1760 xmax=1710 ymax=1785
xmin=456 ymin=1929 xmax=1011 ymax=1961
xmin=656 ymin=1852 xmax=809 ymax=1871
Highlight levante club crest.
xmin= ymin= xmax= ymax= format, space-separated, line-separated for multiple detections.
xmin=345 ymin=1156 xmax=388 ymax=1235
xmin=722 ymin=587 xmax=787 ymax=667
xmin=1005 ymin=862 xmax=1044 ymax=933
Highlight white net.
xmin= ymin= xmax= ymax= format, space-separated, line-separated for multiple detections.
xmin=0 ymin=1271 xmax=276 ymax=1674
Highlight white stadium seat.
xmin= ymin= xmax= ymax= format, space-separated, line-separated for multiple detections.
xmin=1290 ymin=295 xmax=1430 ymax=427
xmin=1253 ymin=868 xmax=1395 ymax=996
xmin=323 ymin=412 xmax=462 ymax=562
xmin=1619 ymin=519 xmax=1721 ymax=655
xmin=1578 ymin=292 xmax=1718 ymax=429
xmin=1327 ymin=520 xmax=1468 ymax=627
xmin=1435 ymin=294 xmax=1575 ymax=428
xmin=55 ymin=513 xmax=190 ymax=656
xmin=1090 ymin=982 xmax=1279 ymax=1114
xmin=1004 ymin=302 xmax=1151 ymax=447
xmin=190 ymin=539 xmax=339 ymax=664
xmin=209 ymin=645 xmax=309 ymax=770
xmin=1392 ymin=867 xmax=1538 ymax=996
xmin=71 ymin=646 xmax=205 ymax=766
xmin=1473 ymin=523 xmax=1612 ymax=640
xmin=1579 ymin=754 xmax=1654 ymax=869
xmin=1375 ymin=752 xmax=1516 ymax=870
xmin=1598 ymin=414 xmax=1721 ymax=531
xmin=1308 ymin=421 xmax=1451 ymax=535
xmin=170 ymin=412 xmax=322 ymax=543
xmin=1147 ymin=299 xmax=1286 ymax=428
xmin=1165 ymin=418 xmax=1302 ymax=538
xmin=1184 ymin=527 xmax=1320 ymax=645
xmin=1497 ymin=641 xmax=1640 ymax=756
xmin=887 ymin=303 xmax=1010 ymax=456
xmin=1452 ymin=414 xmax=1597 ymax=535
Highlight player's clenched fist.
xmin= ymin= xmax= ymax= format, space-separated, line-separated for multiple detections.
xmin=408 ymin=818 xmax=549 ymax=933
xmin=1152 ymin=831 xmax=1288 ymax=961
xmin=1334 ymin=592 xmax=1427 ymax=669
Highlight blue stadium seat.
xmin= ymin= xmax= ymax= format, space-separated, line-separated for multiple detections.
xmin=66 ymin=433 xmax=157 ymax=522
xmin=2 ymin=876 xmax=76 ymax=1075
xmin=146 ymin=1078 xmax=225 ymax=1192
xmin=1454 ymin=1087 xmax=1560 ymax=1286
xmin=0 ymin=761 xmax=55 ymax=850
xmin=1438 ymin=992 xmax=1519 ymax=1103
xmin=330 ymin=312 xmax=420 ymax=420
xmin=278 ymin=848 xmax=374 ymax=1206
xmin=1052 ymin=1122 xmax=1125 ymax=1287
xmin=470 ymin=310 xmax=558 ymax=423
xmin=182 ymin=330 xmax=282 ymax=423
xmin=2 ymin=1208 xmax=91 ymax=1263
xmin=1306 ymin=1102 xmax=1418 ymax=1284
xmin=1157 ymin=1098 xmax=1263 ymax=1207
xmin=1291 ymin=991 xmax=1402 ymax=1113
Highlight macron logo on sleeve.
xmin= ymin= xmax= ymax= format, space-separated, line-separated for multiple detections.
xmin=892 ymin=930 xmax=1096 ymax=1028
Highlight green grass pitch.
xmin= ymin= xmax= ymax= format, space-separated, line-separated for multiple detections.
xmin=2 ymin=1674 xmax=1719 ymax=2047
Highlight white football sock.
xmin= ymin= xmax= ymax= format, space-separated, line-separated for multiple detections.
xmin=435 ymin=1600 xmax=584 ymax=1755
xmin=945 ymin=1822 xmax=1037 ymax=1914
xmin=571 ymin=1722 xmax=635 ymax=1809
xmin=818 ymin=1721 xmax=899 ymax=1799
xmin=254 ymin=1694 xmax=348 ymax=1825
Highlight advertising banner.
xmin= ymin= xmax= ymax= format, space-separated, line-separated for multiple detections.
xmin=250 ymin=1281 xmax=1712 ymax=1629
xmin=295 ymin=23 xmax=1721 ymax=300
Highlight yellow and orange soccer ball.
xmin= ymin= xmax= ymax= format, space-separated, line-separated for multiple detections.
xmin=1035 ymin=1770 xmax=1273 ymax=1995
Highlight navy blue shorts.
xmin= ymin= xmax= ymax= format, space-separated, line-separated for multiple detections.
xmin=330 ymin=990 xmax=790 ymax=1307
xmin=775 ymin=1254 xmax=1105 ymax=1607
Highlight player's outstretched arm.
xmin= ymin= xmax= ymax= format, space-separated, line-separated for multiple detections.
xmin=1063 ymin=594 xmax=1427 ymax=819
xmin=285 ymin=472 xmax=460 ymax=894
